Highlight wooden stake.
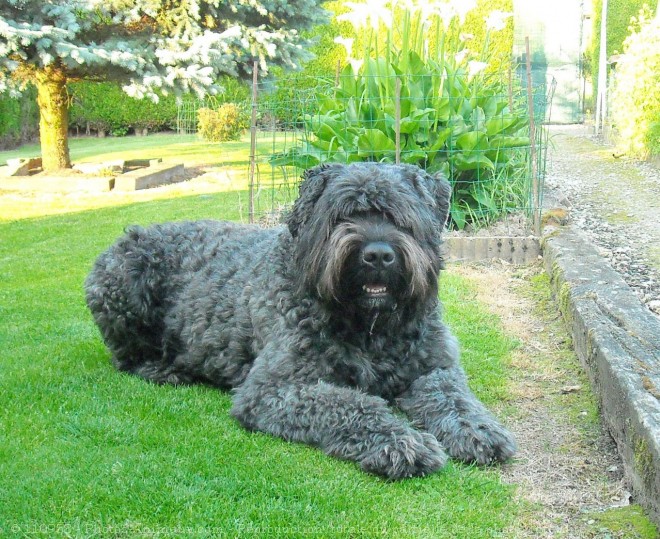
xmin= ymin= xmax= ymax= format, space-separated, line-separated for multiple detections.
xmin=249 ymin=61 xmax=258 ymax=224
xmin=395 ymin=78 xmax=401 ymax=165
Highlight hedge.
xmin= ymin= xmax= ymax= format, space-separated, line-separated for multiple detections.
xmin=68 ymin=82 xmax=179 ymax=136
xmin=590 ymin=0 xmax=658 ymax=105
xmin=611 ymin=7 xmax=659 ymax=159
xmin=0 ymin=88 xmax=39 ymax=150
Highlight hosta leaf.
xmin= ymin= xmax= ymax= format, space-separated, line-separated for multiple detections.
xmin=428 ymin=160 xmax=450 ymax=177
xmin=407 ymin=51 xmax=428 ymax=76
xmin=330 ymin=150 xmax=362 ymax=164
xmin=482 ymin=97 xmax=499 ymax=118
xmin=490 ymin=135 xmax=531 ymax=148
xmin=400 ymin=117 xmax=420 ymax=134
xmin=269 ymin=151 xmax=320 ymax=168
xmin=486 ymin=116 xmax=519 ymax=136
xmin=357 ymin=129 xmax=396 ymax=157
xmin=455 ymin=131 xmax=488 ymax=152
xmin=452 ymin=152 xmax=495 ymax=171
xmin=318 ymin=96 xmax=340 ymax=114
xmin=470 ymin=107 xmax=486 ymax=131
xmin=309 ymin=137 xmax=340 ymax=153
xmin=433 ymin=97 xmax=451 ymax=122
xmin=450 ymin=204 xmax=467 ymax=230
xmin=401 ymin=150 xmax=428 ymax=164
xmin=428 ymin=128 xmax=452 ymax=152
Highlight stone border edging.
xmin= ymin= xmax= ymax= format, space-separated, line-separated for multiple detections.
xmin=541 ymin=225 xmax=660 ymax=524
xmin=445 ymin=236 xmax=541 ymax=264
xmin=0 ymin=161 xmax=184 ymax=192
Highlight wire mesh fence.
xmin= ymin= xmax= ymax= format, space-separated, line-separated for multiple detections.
xmin=178 ymin=63 xmax=552 ymax=233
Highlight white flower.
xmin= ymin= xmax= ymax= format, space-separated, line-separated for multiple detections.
xmin=459 ymin=32 xmax=474 ymax=42
xmin=334 ymin=36 xmax=354 ymax=58
xmin=337 ymin=1 xmax=392 ymax=31
xmin=454 ymin=49 xmax=468 ymax=64
xmin=485 ymin=10 xmax=513 ymax=32
xmin=453 ymin=0 xmax=477 ymax=24
xmin=468 ymin=60 xmax=488 ymax=78
xmin=349 ymin=58 xmax=364 ymax=74
xmin=436 ymin=3 xmax=455 ymax=30
xmin=415 ymin=0 xmax=441 ymax=23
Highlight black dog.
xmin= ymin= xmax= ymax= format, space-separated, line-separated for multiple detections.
xmin=86 ymin=163 xmax=516 ymax=478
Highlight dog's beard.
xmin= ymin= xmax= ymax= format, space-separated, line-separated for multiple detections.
xmin=309 ymin=219 xmax=438 ymax=315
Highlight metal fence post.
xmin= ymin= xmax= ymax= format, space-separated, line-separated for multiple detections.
xmin=525 ymin=37 xmax=540 ymax=235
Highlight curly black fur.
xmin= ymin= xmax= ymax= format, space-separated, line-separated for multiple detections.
xmin=85 ymin=162 xmax=516 ymax=479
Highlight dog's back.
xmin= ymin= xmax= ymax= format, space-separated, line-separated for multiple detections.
xmin=85 ymin=220 xmax=276 ymax=384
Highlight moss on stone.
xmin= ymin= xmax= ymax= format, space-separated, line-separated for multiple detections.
xmin=634 ymin=436 xmax=656 ymax=490
xmin=588 ymin=504 xmax=659 ymax=538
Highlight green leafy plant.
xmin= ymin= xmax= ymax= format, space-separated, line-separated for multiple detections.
xmin=270 ymin=0 xmax=532 ymax=229
xmin=611 ymin=6 xmax=660 ymax=159
xmin=197 ymin=103 xmax=249 ymax=143
xmin=590 ymin=0 xmax=658 ymax=105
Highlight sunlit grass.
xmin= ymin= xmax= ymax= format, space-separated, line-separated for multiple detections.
xmin=0 ymin=131 xmax=294 ymax=168
xmin=0 ymin=132 xmax=304 ymax=222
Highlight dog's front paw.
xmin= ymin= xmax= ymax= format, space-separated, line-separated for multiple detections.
xmin=439 ymin=417 xmax=516 ymax=465
xmin=360 ymin=431 xmax=448 ymax=479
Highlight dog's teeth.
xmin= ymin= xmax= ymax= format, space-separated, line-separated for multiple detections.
xmin=363 ymin=285 xmax=387 ymax=294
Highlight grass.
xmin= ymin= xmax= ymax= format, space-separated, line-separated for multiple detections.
xmin=0 ymin=131 xmax=292 ymax=170
xmin=0 ymin=131 xmax=308 ymax=222
xmin=0 ymin=132 xmax=305 ymax=222
xmin=0 ymin=190 xmax=519 ymax=538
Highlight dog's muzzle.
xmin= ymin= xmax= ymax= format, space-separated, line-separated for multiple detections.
xmin=361 ymin=241 xmax=396 ymax=269
xmin=357 ymin=241 xmax=400 ymax=308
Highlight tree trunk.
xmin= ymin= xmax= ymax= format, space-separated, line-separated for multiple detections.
xmin=35 ymin=66 xmax=71 ymax=171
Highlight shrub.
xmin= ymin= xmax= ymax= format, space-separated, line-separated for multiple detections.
xmin=590 ymin=0 xmax=657 ymax=105
xmin=197 ymin=103 xmax=249 ymax=142
xmin=611 ymin=7 xmax=660 ymax=159
xmin=270 ymin=0 xmax=530 ymax=229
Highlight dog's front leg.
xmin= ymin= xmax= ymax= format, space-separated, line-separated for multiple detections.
xmin=231 ymin=370 xmax=448 ymax=479
xmin=397 ymin=366 xmax=516 ymax=465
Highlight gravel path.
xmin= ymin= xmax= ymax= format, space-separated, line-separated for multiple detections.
xmin=543 ymin=125 xmax=660 ymax=318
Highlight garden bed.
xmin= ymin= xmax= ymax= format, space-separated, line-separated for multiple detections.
xmin=0 ymin=157 xmax=186 ymax=192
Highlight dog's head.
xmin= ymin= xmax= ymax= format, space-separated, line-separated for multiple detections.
xmin=286 ymin=163 xmax=451 ymax=316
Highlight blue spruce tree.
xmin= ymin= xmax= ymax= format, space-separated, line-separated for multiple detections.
xmin=0 ymin=0 xmax=327 ymax=170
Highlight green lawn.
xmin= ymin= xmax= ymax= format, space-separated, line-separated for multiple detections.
xmin=0 ymin=132 xmax=303 ymax=222
xmin=0 ymin=131 xmax=292 ymax=170
xmin=0 ymin=191 xmax=519 ymax=538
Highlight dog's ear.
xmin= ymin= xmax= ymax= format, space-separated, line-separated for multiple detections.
xmin=428 ymin=171 xmax=452 ymax=228
xmin=405 ymin=166 xmax=452 ymax=229
xmin=287 ymin=163 xmax=342 ymax=237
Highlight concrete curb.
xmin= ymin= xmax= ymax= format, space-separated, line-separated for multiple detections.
xmin=0 ymin=159 xmax=184 ymax=193
xmin=541 ymin=225 xmax=660 ymax=523
xmin=445 ymin=236 xmax=541 ymax=264
xmin=114 ymin=163 xmax=185 ymax=191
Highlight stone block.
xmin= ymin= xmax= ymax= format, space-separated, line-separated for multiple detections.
xmin=542 ymin=225 xmax=660 ymax=524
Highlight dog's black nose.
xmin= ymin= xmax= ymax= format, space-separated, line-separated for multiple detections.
xmin=361 ymin=242 xmax=396 ymax=268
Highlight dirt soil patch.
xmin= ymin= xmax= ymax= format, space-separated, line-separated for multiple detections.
xmin=450 ymin=262 xmax=654 ymax=538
